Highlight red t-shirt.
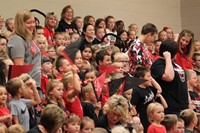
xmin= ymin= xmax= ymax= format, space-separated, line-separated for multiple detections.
xmin=175 ymin=51 xmax=193 ymax=70
xmin=0 ymin=107 xmax=11 ymax=127
xmin=41 ymin=75 xmax=49 ymax=94
xmin=147 ymin=124 xmax=167 ymax=133
xmin=43 ymin=27 xmax=55 ymax=46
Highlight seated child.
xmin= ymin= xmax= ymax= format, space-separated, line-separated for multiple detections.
xmin=80 ymin=117 xmax=95 ymax=133
xmin=161 ymin=114 xmax=178 ymax=133
xmin=96 ymin=49 xmax=112 ymax=66
xmin=176 ymin=118 xmax=184 ymax=133
xmin=63 ymin=115 xmax=81 ymax=133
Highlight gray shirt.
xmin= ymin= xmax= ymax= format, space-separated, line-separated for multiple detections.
xmin=8 ymin=34 xmax=41 ymax=87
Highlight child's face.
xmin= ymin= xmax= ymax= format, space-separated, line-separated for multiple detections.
xmin=63 ymin=38 xmax=70 ymax=47
xmin=81 ymin=121 xmax=94 ymax=133
xmin=81 ymin=63 xmax=90 ymax=73
xmin=74 ymin=51 xmax=83 ymax=69
xmin=96 ymin=28 xmax=105 ymax=40
xmin=120 ymin=32 xmax=128 ymax=41
xmin=176 ymin=121 xmax=184 ymax=133
xmin=142 ymin=71 xmax=152 ymax=86
xmin=107 ymin=18 xmax=115 ymax=30
xmin=100 ymin=55 xmax=112 ymax=66
xmin=76 ymin=18 xmax=83 ymax=29
xmin=55 ymin=34 xmax=64 ymax=46
xmin=47 ymin=48 xmax=56 ymax=59
xmin=132 ymin=116 xmax=141 ymax=125
xmin=50 ymin=83 xmax=64 ymax=100
xmin=66 ymin=122 xmax=80 ymax=133
xmin=92 ymin=49 xmax=100 ymax=59
xmin=188 ymin=73 xmax=198 ymax=88
xmin=71 ymin=34 xmax=80 ymax=43
xmin=194 ymin=56 xmax=200 ymax=68
xmin=129 ymin=30 xmax=136 ymax=40
xmin=114 ymin=62 xmax=124 ymax=74
xmin=159 ymin=31 xmax=167 ymax=41
xmin=151 ymin=105 xmax=165 ymax=123
xmin=85 ymin=72 xmax=96 ymax=82
xmin=60 ymin=59 xmax=72 ymax=73
xmin=88 ymin=17 xmax=95 ymax=27
xmin=0 ymin=38 xmax=7 ymax=52
xmin=42 ymin=62 xmax=53 ymax=74
xmin=124 ymin=90 xmax=132 ymax=101
xmin=82 ymin=47 xmax=92 ymax=61
xmin=7 ymin=19 xmax=14 ymax=31
xmin=154 ymin=41 xmax=162 ymax=54
xmin=37 ymin=40 xmax=46 ymax=52
xmin=0 ymin=87 xmax=7 ymax=105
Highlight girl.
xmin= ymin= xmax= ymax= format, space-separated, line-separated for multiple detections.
xmin=147 ymin=102 xmax=166 ymax=133
xmin=73 ymin=16 xmax=83 ymax=35
xmin=158 ymin=30 xmax=167 ymax=42
xmin=46 ymin=79 xmax=65 ymax=110
xmin=63 ymin=115 xmax=81 ymax=133
xmin=47 ymin=45 xmax=57 ymax=63
xmin=105 ymin=16 xmax=117 ymax=45
xmin=84 ymin=15 xmax=95 ymax=27
xmin=80 ymin=117 xmax=95 ymax=133
xmin=95 ymin=18 xmax=106 ymax=29
xmin=81 ymin=44 xmax=92 ymax=61
xmin=84 ymin=68 xmax=98 ymax=83
xmin=35 ymin=35 xmax=48 ymax=56
xmin=74 ymin=50 xmax=83 ymax=71
xmin=0 ymin=86 xmax=12 ymax=127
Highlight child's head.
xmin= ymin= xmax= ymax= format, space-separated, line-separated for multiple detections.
xmin=46 ymin=79 xmax=64 ymax=103
xmin=73 ymin=16 xmax=83 ymax=30
xmin=161 ymin=114 xmax=178 ymax=133
xmin=35 ymin=35 xmax=48 ymax=52
xmin=91 ymin=45 xmax=101 ymax=59
xmin=153 ymin=40 xmax=162 ymax=54
xmin=55 ymin=56 xmax=72 ymax=74
xmin=40 ymin=104 xmax=66 ymax=133
xmin=63 ymin=115 xmax=81 ymax=133
xmin=56 ymin=45 xmax=65 ymax=56
xmin=176 ymin=118 xmax=184 ymax=133
xmin=158 ymin=30 xmax=167 ymax=42
xmin=180 ymin=109 xmax=198 ymax=128
xmin=185 ymin=69 xmax=198 ymax=88
xmin=47 ymin=45 xmax=57 ymax=60
xmin=70 ymin=32 xmax=80 ymax=43
xmin=80 ymin=117 xmax=95 ymax=133
xmin=74 ymin=50 xmax=83 ymax=69
xmin=147 ymin=102 xmax=164 ymax=123
xmin=96 ymin=50 xmax=112 ymax=66
xmin=123 ymin=89 xmax=132 ymax=101
xmin=0 ymin=85 xmax=8 ymax=105
xmin=95 ymin=26 xmax=105 ymax=41
xmin=5 ymin=18 xmax=14 ymax=32
xmin=80 ymin=44 xmax=92 ymax=61
xmin=132 ymin=115 xmax=142 ymax=126
xmin=111 ymin=126 xmax=129 ymax=133
xmin=81 ymin=60 xmax=91 ymax=73
xmin=41 ymin=56 xmax=53 ymax=74
xmin=112 ymin=62 xmax=124 ymax=74
xmin=53 ymin=32 xmax=64 ymax=46
xmin=5 ymin=77 xmax=24 ymax=97
xmin=84 ymin=68 xmax=98 ymax=83
xmin=128 ymin=30 xmax=137 ymax=41
xmin=81 ymin=83 xmax=96 ymax=103
xmin=193 ymin=52 xmax=200 ymax=69
xmin=61 ymin=32 xmax=70 ymax=46
xmin=0 ymin=124 xmax=7 ymax=133
xmin=118 ymin=30 xmax=128 ymax=41
xmin=113 ymin=52 xmax=130 ymax=73
xmin=134 ymin=67 xmax=151 ymax=87
xmin=194 ymin=40 xmax=200 ymax=52
xmin=61 ymin=71 xmax=74 ymax=89
xmin=8 ymin=124 xmax=25 ymax=133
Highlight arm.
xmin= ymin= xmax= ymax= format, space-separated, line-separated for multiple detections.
xmin=162 ymin=51 xmax=174 ymax=82
xmin=156 ymin=94 xmax=168 ymax=109
xmin=151 ymin=77 xmax=162 ymax=94
xmin=0 ymin=115 xmax=12 ymax=123
xmin=12 ymin=57 xmax=24 ymax=65
xmin=26 ymin=79 xmax=41 ymax=106
xmin=12 ymin=115 xmax=19 ymax=124
xmin=94 ymin=102 xmax=101 ymax=117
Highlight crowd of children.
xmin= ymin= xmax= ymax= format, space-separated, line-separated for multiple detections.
xmin=0 ymin=4 xmax=200 ymax=133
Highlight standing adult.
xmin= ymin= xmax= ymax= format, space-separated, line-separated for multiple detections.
xmin=175 ymin=30 xmax=194 ymax=70
xmin=128 ymin=23 xmax=158 ymax=75
xmin=43 ymin=12 xmax=58 ymax=45
xmin=8 ymin=10 xmax=41 ymax=91
xmin=151 ymin=39 xmax=189 ymax=116
xmin=56 ymin=5 xmax=78 ymax=34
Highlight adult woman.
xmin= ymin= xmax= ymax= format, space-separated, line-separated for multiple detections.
xmin=56 ymin=5 xmax=78 ymax=34
xmin=151 ymin=39 xmax=189 ymax=116
xmin=8 ymin=10 xmax=41 ymax=90
xmin=95 ymin=18 xmax=106 ymax=29
xmin=43 ymin=12 xmax=58 ymax=45
xmin=175 ymin=30 xmax=194 ymax=70
xmin=95 ymin=95 xmax=129 ymax=133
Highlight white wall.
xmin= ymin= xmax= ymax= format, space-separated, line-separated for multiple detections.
xmin=1 ymin=0 xmax=181 ymax=34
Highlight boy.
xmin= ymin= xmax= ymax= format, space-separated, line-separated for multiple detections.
xmin=193 ymin=53 xmax=200 ymax=76
xmin=150 ymin=39 xmax=162 ymax=62
xmin=6 ymin=77 xmax=41 ymax=131
xmin=92 ymin=26 xmax=105 ymax=45
xmin=55 ymin=56 xmax=72 ymax=80
xmin=180 ymin=109 xmax=198 ymax=133
xmin=131 ymin=66 xmax=162 ymax=133
xmin=161 ymin=114 xmax=178 ymax=133
xmin=177 ymin=118 xmax=185 ymax=133
xmin=53 ymin=32 xmax=64 ymax=46
xmin=96 ymin=49 xmax=112 ymax=66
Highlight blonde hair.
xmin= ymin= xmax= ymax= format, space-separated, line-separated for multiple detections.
xmin=132 ymin=124 xmax=144 ymax=133
xmin=64 ymin=114 xmax=80 ymax=127
xmin=147 ymin=102 xmax=164 ymax=123
xmin=92 ymin=128 xmax=107 ymax=133
xmin=161 ymin=114 xmax=177 ymax=131
xmin=45 ymin=12 xmax=58 ymax=28
xmin=56 ymin=45 xmax=65 ymax=56
xmin=14 ymin=10 xmax=35 ymax=40
xmin=103 ymin=95 xmax=129 ymax=122
xmin=61 ymin=32 xmax=70 ymax=40
xmin=180 ymin=109 xmax=196 ymax=127
xmin=80 ymin=116 xmax=94 ymax=130
xmin=35 ymin=34 xmax=48 ymax=51
xmin=81 ymin=83 xmax=93 ymax=100
xmin=8 ymin=124 xmax=25 ymax=133
xmin=46 ymin=79 xmax=63 ymax=103
xmin=185 ymin=69 xmax=197 ymax=80
xmin=61 ymin=71 xmax=73 ymax=89
xmin=0 ymin=123 xmax=7 ymax=133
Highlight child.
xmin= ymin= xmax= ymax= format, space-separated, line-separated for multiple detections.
xmin=111 ymin=126 xmax=130 ymax=133
xmin=81 ymin=83 xmax=101 ymax=120
xmin=158 ymin=30 xmax=167 ymax=42
xmin=92 ymin=26 xmax=105 ymax=45
xmin=81 ymin=44 xmax=92 ymax=61
xmin=47 ymin=45 xmax=57 ymax=63
xmin=53 ymin=32 xmax=64 ymax=46
xmin=131 ymin=67 xmax=162 ymax=132
xmin=84 ymin=68 xmax=98 ymax=83
xmin=194 ymin=40 xmax=200 ymax=52
xmin=180 ymin=109 xmax=198 ymax=133
xmin=193 ymin=53 xmax=200 ymax=76
xmin=81 ymin=60 xmax=91 ymax=73
xmin=61 ymin=66 xmax=83 ymax=118
xmin=194 ymin=115 xmax=200 ymax=133
xmin=8 ymin=124 xmax=26 ymax=133
xmin=41 ymin=56 xmax=52 ymax=96
xmin=147 ymin=102 xmax=166 ymax=133
xmin=112 ymin=62 xmax=124 ymax=74
xmin=73 ymin=16 xmax=83 ymax=35
xmin=176 ymin=118 xmax=184 ymax=133
xmin=5 ymin=78 xmax=41 ymax=131
xmin=0 ymin=124 xmax=7 ymax=133
xmin=56 ymin=45 xmax=66 ymax=56
xmin=80 ymin=117 xmax=95 ymax=133
xmin=35 ymin=35 xmax=48 ymax=56
xmin=92 ymin=128 xmax=108 ymax=133
xmin=55 ymin=56 xmax=72 ymax=80
xmin=96 ymin=50 xmax=112 ymax=66
xmin=70 ymin=33 xmax=80 ymax=43
xmin=161 ymin=114 xmax=178 ymax=133
xmin=63 ymin=115 xmax=81 ymax=133
xmin=46 ymin=79 xmax=65 ymax=110
xmin=91 ymin=45 xmax=101 ymax=69
xmin=150 ymin=40 xmax=162 ymax=63
xmin=62 ymin=32 xmax=71 ymax=46
xmin=0 ymin=85 xmax=12 ymax=127
xmin=123 ymin=88 xmax=136 ymax=116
